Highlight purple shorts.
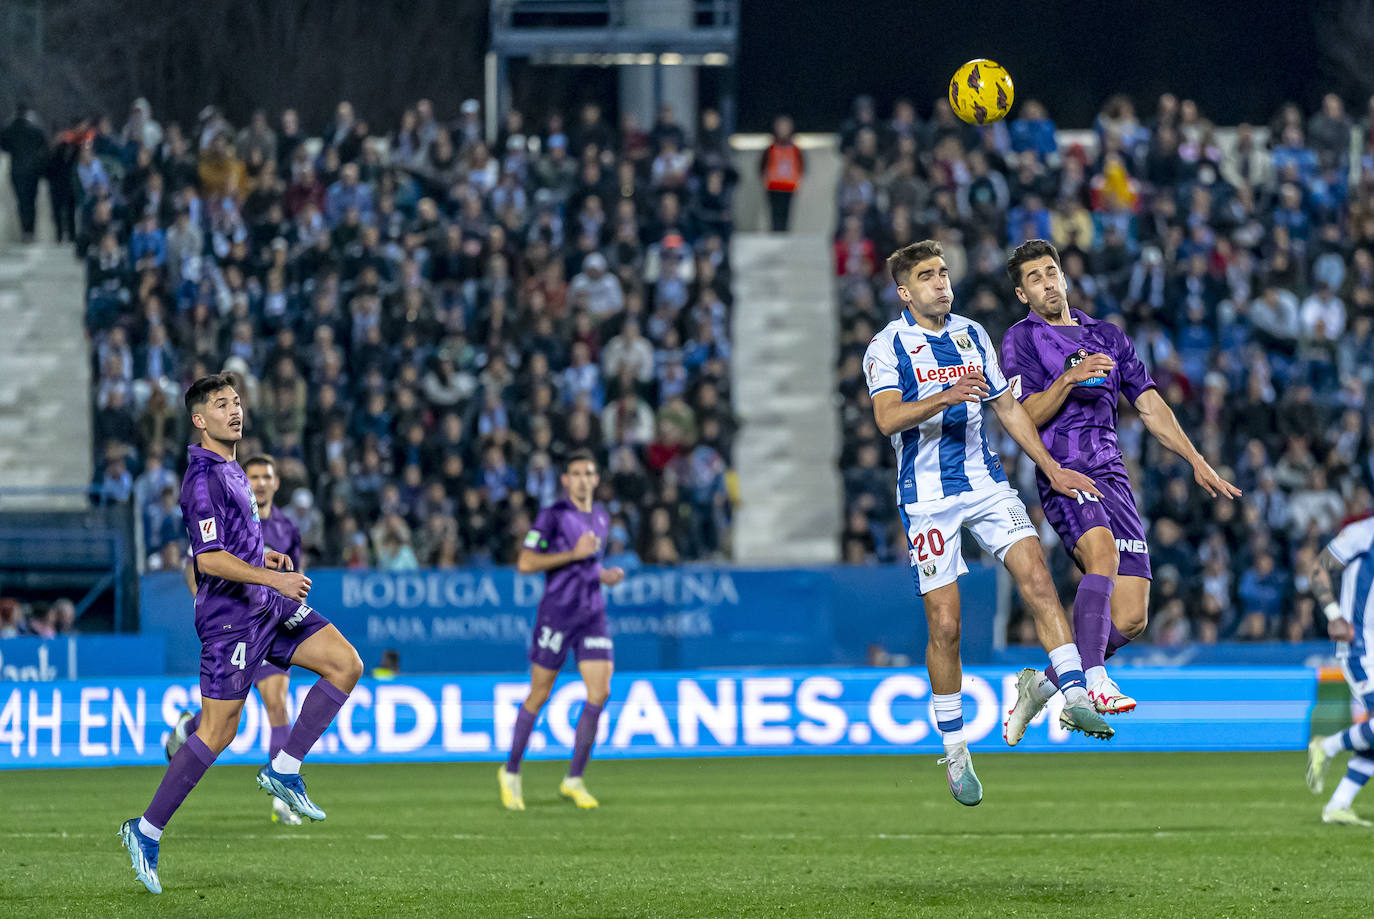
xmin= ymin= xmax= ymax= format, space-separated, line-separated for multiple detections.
xmin=528 ymin=612 xmax=614 ymax=671
xmin=200 ymin=593 xmax=329 ymax=700
xmin=1039 ymin=468 xmax=1152 ymax=580
xmin=252 ymin=661 xmax=289 ymax=683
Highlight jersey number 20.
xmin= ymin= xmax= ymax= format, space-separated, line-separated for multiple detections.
xmin=912 ymin=528 xmax=946 ymax=561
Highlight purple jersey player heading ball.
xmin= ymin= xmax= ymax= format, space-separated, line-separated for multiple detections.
xmin=120 ymin=373 xmax=363 ymax=895
xmin=498 ymin=449 xmax=625 ymax=812
xmin=999 ymin=240 xmax=1240 ymax=744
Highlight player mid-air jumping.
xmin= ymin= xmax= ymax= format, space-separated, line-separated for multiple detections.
xmin=120 ymin=374 xmax=363 ymax=894
xmin=999 ymin=239 xmax=1239 ymax=744
xmin=864 ymin=240 xmax=1114 ymax=807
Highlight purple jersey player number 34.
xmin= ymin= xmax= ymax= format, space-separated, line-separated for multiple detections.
xmin=525 ymin=498 xmax=613 ymax=670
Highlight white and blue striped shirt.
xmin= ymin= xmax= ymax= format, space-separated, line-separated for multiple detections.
xmin=863 ymin=310 xmax=1010 ymax=506
xmin=1329 ymin=517 xmax=1374 ymax=670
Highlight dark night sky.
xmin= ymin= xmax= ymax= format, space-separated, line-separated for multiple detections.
xmin=735 ymin=0 xmax=1335 ymax=132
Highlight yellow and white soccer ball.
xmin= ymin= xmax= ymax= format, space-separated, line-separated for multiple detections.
xmin=948 ymin=58 xmax=1014 ymax=125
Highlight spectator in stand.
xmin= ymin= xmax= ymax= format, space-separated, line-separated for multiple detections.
xmin=0 ymin=103 xmax=47 ymax=241
xmin=760 ymin=115 xmax=804 ymax=232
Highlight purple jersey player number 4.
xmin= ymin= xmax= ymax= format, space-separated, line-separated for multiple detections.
xmin=499 ymin=450 xmax=625 ymax=812
xmin=120 ymin=373 xmax=364 ymax=896
xmin=999 ymin=240 xmax=1241 ymax=744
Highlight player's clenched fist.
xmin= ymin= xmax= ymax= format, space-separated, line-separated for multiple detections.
xmin=572 ymin=530 xmax=602 ymax=560
xmin=943 ymin=370 xmax=989 ymax=405
xmin=1064 ymin=353 xmax=1114 ymax=385
xmin=273 ymin=571 xmax=312 ymax=601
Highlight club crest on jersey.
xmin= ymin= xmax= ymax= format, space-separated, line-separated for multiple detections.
xmin=921 ymin=563 xmax=938 ymax=578
xmin=953 ymin=333 xmax=975 ymax=351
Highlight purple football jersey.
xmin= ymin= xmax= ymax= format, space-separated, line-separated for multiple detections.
xmin=259 ymin=509 xmax=302 ymax=572
xmin=526 ymin=498 xmax=610 ymax=622
xmin=180 ymin=444 xmax=268 ymax=635
xmin=1000 ymin=309 xmax=1156 ymax=475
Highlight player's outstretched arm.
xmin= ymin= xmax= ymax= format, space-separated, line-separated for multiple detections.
xmin=1134 ymin=389 xmax=1241 ymax=499
xmin=988 ymin=389 xmax=1102 ymax=500
xmin=194 ymin=549 xmax=311 ymax=600
xmin=517 ymin=531 xmax=601 ymax=575
xmin=871 ymin=374 xmax=984 ymax=437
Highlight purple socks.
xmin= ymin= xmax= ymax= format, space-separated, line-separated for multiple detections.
xmin=143 ymin=734 xmax=216 ymax=830
xmin=1074 ymin=574 xmax=1115 ymax=671
xmin=568 ymin=702 xmax=604 ymax=779
xmin=282 ymin=679 xmax=349 ymax=761
xmin=269 ymin=724 xmax=290 ymax=759
xmin=506 ymin=706 xmax=537 ymax=773
xmin=1106 ymin=623 xmax=1131 ymax=660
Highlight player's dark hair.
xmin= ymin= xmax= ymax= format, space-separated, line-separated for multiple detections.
xmin=242 ymin=454 xmax=277 ymax=475
xmin=184 ymin=372 xmax=239 ymax=416
xmin=563 ymin=449 xmax=597 ymax=472
xmin=1006 ymin=238 xmax=1061 ymax=287
xmin=887 ymin=240 xmax=943 ymax=286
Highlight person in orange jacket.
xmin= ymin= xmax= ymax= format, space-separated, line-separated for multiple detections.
xmin=759 ymin=115 xmax=804 ymax=231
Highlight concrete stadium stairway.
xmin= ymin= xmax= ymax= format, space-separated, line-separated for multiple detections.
xmin=728 ymin=232 xmax=842 ymax=564
xmin=0 ymin=156 xmax=90 ymax=508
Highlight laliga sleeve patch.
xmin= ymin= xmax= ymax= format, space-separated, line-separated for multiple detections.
xmin=1009 ymin=374 xmax=1023 ymax=399
xmin=198 ymin=517 xmax=218 ymax=543
xmin=524 ymin=530 xmax=542 ymax=549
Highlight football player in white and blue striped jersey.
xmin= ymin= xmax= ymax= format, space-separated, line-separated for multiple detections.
xmin=863 ymin=240 xmax=1115 ymax=806
xmin=1305 ymin=515 xmax=1374 ymax=825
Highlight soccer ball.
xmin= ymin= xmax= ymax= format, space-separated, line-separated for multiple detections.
xmin=948 ymin=59 xmax=1014 ymax=125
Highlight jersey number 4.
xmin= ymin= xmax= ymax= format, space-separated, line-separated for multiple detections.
xmin=230 ymin=641 xmax=247 ymax=670
xmin=912 ymin=528 xmax=946 ymax=561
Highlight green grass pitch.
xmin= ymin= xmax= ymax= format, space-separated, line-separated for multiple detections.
xmin=0 ymin=752 xmax=1365 ymax=918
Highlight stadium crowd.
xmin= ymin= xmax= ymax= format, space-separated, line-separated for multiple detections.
xmin=52 ymin=97 xmax=737 ymax=572
xmin=834 ymin=91 xmax=1374 ymax=644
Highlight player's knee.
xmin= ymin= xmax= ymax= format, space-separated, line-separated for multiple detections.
xmin=338 ymin=646 xmax=364 ymax=688
xmin=927 ymin=614 xmax=961 ymax=649
xmin=586 ymin=684 xmax=611 ymax=707
xmin=198 ymin=722 xmax=238 ymax=755
xmin=1118 ymin=609 xmax=1147 ymax=638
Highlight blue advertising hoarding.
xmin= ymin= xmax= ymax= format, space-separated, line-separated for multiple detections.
xmin=0 ymin=635 xmax=165 ymax=681
xmin=141 ymin=564 xmax=998 ymax=674
xmin=0 ymin=666 xmax=1315 ymax=769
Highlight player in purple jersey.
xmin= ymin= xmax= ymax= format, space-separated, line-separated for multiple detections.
xmin=498 ymin=450 xmax=625 ymax=810
xmin=167 ymin=454 xmax=305 ymax=825
xmin=999 ymin=240 xmax=1240 ymax=743
xmin=870 ymin=241 xmax=1114 ymax=807
xmin=120 ymin=374 xmax=363 ymax=894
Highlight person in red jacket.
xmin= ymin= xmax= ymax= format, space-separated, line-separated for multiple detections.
xmin=759 ymin=115 xmax=804 ymax=232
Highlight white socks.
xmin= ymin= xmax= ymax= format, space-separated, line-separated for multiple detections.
xmin=271 ymin=751 xmax=302 ymax=775
xmin=138 ymin=817 xmax=163 ymax=841
xmin=932 ymin=691 xmax=965 ymax=748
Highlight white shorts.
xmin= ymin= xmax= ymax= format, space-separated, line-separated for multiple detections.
xmin=1340 ymin=656 xmax=1374 ymax=709
xmin=899 ymin=485 xmax=1037 ymax=596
